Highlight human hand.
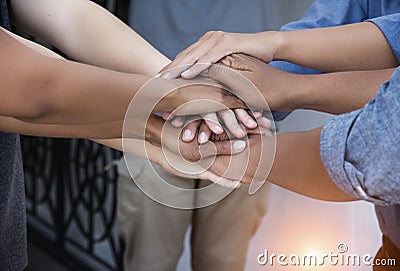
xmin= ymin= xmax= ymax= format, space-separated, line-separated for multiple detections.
xmin=146 ymin=116 xmax=248 ymax=189
xmin=162 ymin=109 xmax=269 ymax=142
xmin=158 ymin=31 xmax=282 ymax=79
xmin=160 ymin=118 xmax=247 ymax=162
xmin=166 ymin=111 xmax=272 ymax=144
xmin=207 ymin=133 xmax=275 ymax=184
xmin=158 ymin=77 xmax=247 ymax=116
xmin=203 ymin=54 xmax=302 ymax=112
xmin=144 ymin=115 xmax=246 ymax=162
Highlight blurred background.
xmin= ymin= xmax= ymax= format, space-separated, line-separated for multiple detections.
xmin=24 ymin=1 xmax=380 ymax=271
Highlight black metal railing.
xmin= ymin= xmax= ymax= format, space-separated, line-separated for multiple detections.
xmin=22 ymin=137 xmax=123 ymax=271
xmin=21 ymin=1 xmax=131 ymax=269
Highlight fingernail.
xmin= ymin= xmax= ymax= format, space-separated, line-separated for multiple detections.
xmin=161 ymin=72 xmax=170 ymax=79
xmin=233 ymin=140 xmax=246 ymax=151
xmin=181 ymin=69 xmax=194 ymax=78
xmin=253 ymin=111 xmax=263 ymax=118
xmin=246 ymin=118 xmax=257 ymax=127
xmin=183 ymin=129 xmax=192 ymax=141
xmin=198 ymin=132 xmax=208 ymax=144
xmin=237 ymin=129 xmax=246 ymax=138
xmin=172 ymin=118 xmax=184 ymax=127
xmin=154 ymin=73 xmax=161 ymax=78
xmin=214 ymin=125 xmax=224 ymax=134
xmin=226 ymin=181 xmax=241 ymax=189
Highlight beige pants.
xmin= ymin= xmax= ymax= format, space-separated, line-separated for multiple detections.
xmin=117 ymin=156 xmax=270 ymax=271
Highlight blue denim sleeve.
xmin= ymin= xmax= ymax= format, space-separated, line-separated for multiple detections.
xmin=320 ymin=68 xmax=400 ymax=205
xmin=270 ymin=0 xmax=367 ymax=74
xmin=270 ymin=0 xmax=367 ymax=121
xmin=367 ymin=13 xmax=400 ymax=63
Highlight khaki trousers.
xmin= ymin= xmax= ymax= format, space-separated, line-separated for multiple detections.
xmin=117 ymin=156 xmax=270 ymax=271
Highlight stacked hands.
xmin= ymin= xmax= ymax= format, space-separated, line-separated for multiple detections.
xmin=126 ymin=31 xmax=297 ymax=188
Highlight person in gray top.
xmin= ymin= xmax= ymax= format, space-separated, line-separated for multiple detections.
xmin=0 ymin=0 xmax=248 ymax=269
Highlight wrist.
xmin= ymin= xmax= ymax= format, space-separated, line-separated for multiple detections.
xmin=271 ymin=31 xmax=287 ymax=61
xmin=289 ymin=74 xmax=316 ymax=110
xmin=152 ymin=78 xmax=182 ymax=113
xmin=145 ymin=116 xmax=163 ymax=146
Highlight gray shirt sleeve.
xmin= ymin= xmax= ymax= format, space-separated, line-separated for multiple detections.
xmin=320 ymin=68 xmax=400 ymax=206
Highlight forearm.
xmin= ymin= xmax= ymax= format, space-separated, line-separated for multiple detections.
xmin=272 ymin=22 xmax=398 ymax=72
xmin=0 ymin=113 xmax=165 ymax=143
xmin=95 ymin=138 xmax=164 ymax=166
xmin=267 ymin=128 xmax=356 ymax=202
xmin=293 ymin=68 xmax=395 ymax=114
xmin=9 ymin=0 xmax=169 ymax=76
xmin=0 ymin=116 xmax=122 ymax=139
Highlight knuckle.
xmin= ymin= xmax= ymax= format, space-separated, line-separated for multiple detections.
xmin=188 ymin=148 xmax=201 ymax=162
xmin=175 ymin=50 xmax=187 ymax=59
xmin=221 ymin=142 xmax=232 ymax=153
xmin=221 ymin=32 xmax=230 ymax=40
xmin=206 ymin=30 xmax=216 ymax=36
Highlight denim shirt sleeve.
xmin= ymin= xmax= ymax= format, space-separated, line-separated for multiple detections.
xmin=270 ymin=0 xmax=368 ymax=121
xmin=320 ymin=68 xmax=400 ymax=206
xmin=367 ymin=13 xmax=400 ymax=63
xmin=270 ymin=0 xmax=367 ymax=74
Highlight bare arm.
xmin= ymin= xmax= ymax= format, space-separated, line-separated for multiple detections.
xmin=274 ymin=22 xmax=398 ymax=72
xmin=207 ymin=130 xmax=356 ymax=202
xmin=0 ymin=27 xmax=151 ymax=123
xmin=9 ymin=0 xmax=170 ymax=76
xmin=268 ymin=129 xmax=356 ymax=201
xmin=163 ymin=22 xmax=397 ymax=79
xmin=1 ymin=27 xmax=242 ymax=131
xmin=204 ymin=54 xmax=394 ymax=114
xmin=299 ymin=68 xmax=395 ymax=114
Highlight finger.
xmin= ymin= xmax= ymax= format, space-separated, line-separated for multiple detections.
xmin=181 ymin=120 xmax=201 ymax=142
xmin=218 ymin=110 xmax=246 ymax=138
xmin=162 ymin=112 xmax=171 ymax=121
xmin=198 ymin=121 xmax=212 ymax=144
xmin=201 ymin=63 xmax=243 ymax=97
xmin=162 ymin=32 xmax=220 ymax=79
xmin=202 ymin=113 xmax=224 ymax=135
xmin=234 ymin=109 xmax=258 ymax=129
xmin=200 ymin=139 xmax=246 ymax=158
xmin=252 ymin=111 xmax=263 ymax=119
xmin=180 ymin=42 xmax=233 ymax=79
xmin=257 ymin=116 xmax=272 ymax=129
xmin=200 ymin=171 xmax=242 ymax=189
xmin=171 ymin=116 xmax=186 ymax=128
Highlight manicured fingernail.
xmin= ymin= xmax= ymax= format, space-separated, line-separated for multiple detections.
xmin=183 ymin=129 xmax=192 ymax=141
xmin=198 ymin=132 xmax=208 ymax=144
xmin=233 ymin=140 xmax=246 ymax=151
xmin=161 ymin=72 xmax=170 ymax=79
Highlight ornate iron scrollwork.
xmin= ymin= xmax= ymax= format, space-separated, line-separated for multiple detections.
xmin=22 ymin=137 xmax=123 ymax=270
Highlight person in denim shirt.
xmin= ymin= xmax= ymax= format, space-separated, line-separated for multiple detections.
xmin=165 ymin=1 xmax=400 ymax=270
